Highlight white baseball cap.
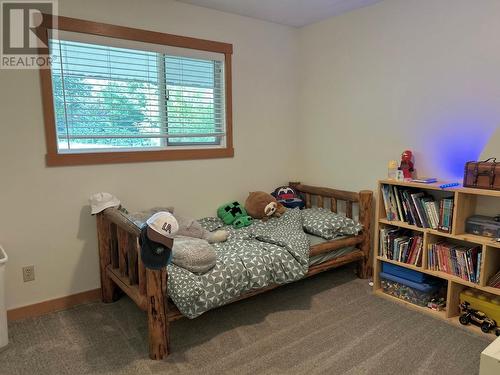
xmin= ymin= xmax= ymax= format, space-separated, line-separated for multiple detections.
xmin=89 ymin=192 xmax=121 ymax=215
xmin=146 ymin=212 xmax=179 ymax=249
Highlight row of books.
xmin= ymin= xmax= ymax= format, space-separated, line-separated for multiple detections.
xmin=427 ymin=242 xmax=481 ymax=284
xmin=379 ymin=228 xmax=423 ymax=266
xmin=487 ymin=269 xmax=500 ymax=289
xmin=381 ymin=184 xmax=454 ymax=233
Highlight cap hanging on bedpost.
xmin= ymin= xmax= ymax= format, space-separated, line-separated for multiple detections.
xmin=89 ymin=192 xmax=120 ymax=214
xmin=140 ymin=212 xmax=179 ymax=269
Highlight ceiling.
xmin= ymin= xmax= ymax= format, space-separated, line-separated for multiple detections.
xmin=176 ymin=0 xmax=384 ymax=27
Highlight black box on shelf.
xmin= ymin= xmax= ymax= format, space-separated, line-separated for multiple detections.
xmin=465 ymin=215 xmax=500 ymax=238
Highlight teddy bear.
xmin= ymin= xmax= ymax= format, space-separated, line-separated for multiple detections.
xmin=244 ymin=191 xmax=286 ymax=221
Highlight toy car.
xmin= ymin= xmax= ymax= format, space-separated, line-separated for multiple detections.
xmin=459 ymin=301 xmax=497 ymax=333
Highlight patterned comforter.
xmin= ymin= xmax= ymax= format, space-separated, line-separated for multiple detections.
xmin=167 ymin=209 xmax=310 ymax=319
xmin=166 ymin=207 xmax=363 ymax=319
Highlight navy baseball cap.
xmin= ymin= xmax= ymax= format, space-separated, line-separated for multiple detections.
xmin=139 ymin=212 xmax=178 ymax=269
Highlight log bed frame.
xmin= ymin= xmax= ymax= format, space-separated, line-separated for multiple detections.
xmin=95 ymin=183 xmax=373 ymax=359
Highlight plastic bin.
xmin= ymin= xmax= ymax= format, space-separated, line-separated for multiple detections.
xmin=460 ymin=289 xmax=500 ymax=324
xmin=0 ymin=245 xmax=7 ymax=350
xmin=380 ymin=271 xmax=445 ymax=307
xmin=382 ymin=263 xmax=428 ymax=283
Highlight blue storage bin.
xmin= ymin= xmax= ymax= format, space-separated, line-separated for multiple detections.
xmin=382 ymin=262 xmax=427 ymax=283
xmin=380 ymin=272 xmax=440 ymax=294
xmin=380 ymin=271 xmax=445 ymax=307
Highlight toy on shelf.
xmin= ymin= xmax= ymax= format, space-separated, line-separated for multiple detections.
xmin=459 ymin=288 xmax=500 ymax=335
xmin=459 ymin=301 xmax=499 ymax=335
xmin=399 ymin=150 xmax=415 ymax=181
xmin=438 ymin=182 xmax=460 ymax=189
xmin=427 ymin=297 xmax=446 ymax=311
xmin=388 ymin=160 xmax=398 ymax=180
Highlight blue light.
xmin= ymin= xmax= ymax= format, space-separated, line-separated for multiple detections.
xmin=418 ymin=109 xmax=498 ymax=180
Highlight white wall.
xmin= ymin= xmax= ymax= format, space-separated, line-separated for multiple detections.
xmin=298 ymin=0 xmax=500 ymax=192
xmin=0 ymin=0 xmax=299 ymax=309
xmin=3 ymin=0 xmax=500 ymax=311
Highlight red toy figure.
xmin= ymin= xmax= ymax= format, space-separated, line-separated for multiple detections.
xmin=399 ymin=150 xmax=415 ymax=180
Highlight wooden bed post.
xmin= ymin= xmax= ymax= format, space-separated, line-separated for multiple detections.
xmin=358 ymin=190 xmax=373 ymax=278
xmin=146 ymin=268 xmax=170 ymax=360
xmin=96 ymin=213 xmax=118 ymax=303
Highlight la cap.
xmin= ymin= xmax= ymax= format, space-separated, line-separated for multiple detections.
xmin=146 ymin=212 xmax=179 ymax=249
xmin=139 ymin=226 xmax=171 ymax=270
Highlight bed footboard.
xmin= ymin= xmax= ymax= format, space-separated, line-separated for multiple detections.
xmin=96 ymin=211 xmax=169 ymax=359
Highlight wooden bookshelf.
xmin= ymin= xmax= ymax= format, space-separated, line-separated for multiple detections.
xmin=373 ymin=179 xmax=500 ymax=340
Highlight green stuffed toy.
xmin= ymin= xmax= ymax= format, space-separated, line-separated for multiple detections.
xmin=233 ymin=215 xmax=253 ymax=228
xmin=217 ymin=201 xmax=253 ymax=228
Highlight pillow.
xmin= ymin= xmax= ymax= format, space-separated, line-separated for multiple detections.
xmin=302 ymin=208 xmax=363 ymax=240
xmin=171 ymin=237 xmax=216 ymax=274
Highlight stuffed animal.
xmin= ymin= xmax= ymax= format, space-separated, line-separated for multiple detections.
xmin=271 ymin=186 xmax=305 ymax=209
xmin=244 ymin=191 xmax=286 ymax=221
xmin=217 ymin=201 xmax=253 ymax=228
xmin=175 ymin=215 xmax=229 ymax=243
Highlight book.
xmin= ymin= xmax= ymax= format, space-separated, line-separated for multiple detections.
xmin=381 ymin=184 xmax=453 ymax=232
xmin=411 ymin=177 xmax=437 ymax=183
xmin=476 ymin=252 xmax=482 ymax=284
xmin=393 ymin=186 xmax=405 ymax=222
xmin=438 ymin=197 xmax=454 ymax=233
xmin=402 ymin=189 xmax=420 ymax=226
xmin=379 ymin=228 xmax=423 ymax=266
xmin=411 ymin=192 xmax=429 ymax=228
xmin=427 ymin=241 xmax=481 ymax=283
xmin=381 ymin=185 xmax=397 ymax=221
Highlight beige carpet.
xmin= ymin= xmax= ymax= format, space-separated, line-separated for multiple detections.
xmin=0 ymin=265 xmax=491 ymax=375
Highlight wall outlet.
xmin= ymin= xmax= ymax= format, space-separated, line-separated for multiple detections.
xmin=22 ymin=265 xmax=35 ymax=282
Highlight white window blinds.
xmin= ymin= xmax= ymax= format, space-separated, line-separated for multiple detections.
xmin=49 ymin=37 xmax=226 ymax=153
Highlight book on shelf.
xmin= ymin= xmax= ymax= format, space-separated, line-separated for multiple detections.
xmin=411 ymin=177 xmax=437 ymax=183
xmin=487 ymin=268 xmax=500 ymax=288
xmin=427 ymin=242 xmax=482 ymax=283
xmin=381 ymin=184 xmax=398 ymax=221
xmin=380 ymin=184 xmax=454 ymax=233
xmin=379 ymin=228 xmax=423 ymax=266
xmin=438 ymin=197 xmax=454 ymax=233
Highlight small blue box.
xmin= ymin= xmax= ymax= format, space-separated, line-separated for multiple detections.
xmin=382 ymin=262 xmax=427 ymax=283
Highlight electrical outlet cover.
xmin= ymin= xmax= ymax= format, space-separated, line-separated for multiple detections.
xmin=22 ymin=266 xmax=35 ymax=282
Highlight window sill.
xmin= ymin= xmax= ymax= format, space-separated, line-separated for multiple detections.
xmin=45 ymin=147 xmax=234 ymax=167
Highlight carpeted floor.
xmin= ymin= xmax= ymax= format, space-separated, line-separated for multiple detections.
xmin=0 ymin=265 xmax=491 ymax=375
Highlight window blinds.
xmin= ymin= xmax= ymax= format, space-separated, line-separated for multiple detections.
xmin=49 ymin=37 xmax=225 ymax=153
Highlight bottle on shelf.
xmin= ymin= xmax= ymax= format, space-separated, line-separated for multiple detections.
xmin=387 ymin=160 xmax=398 ymax=180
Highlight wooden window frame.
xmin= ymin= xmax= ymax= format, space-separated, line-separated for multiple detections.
xmin=38 ymin=15 xmax=233 ymax=166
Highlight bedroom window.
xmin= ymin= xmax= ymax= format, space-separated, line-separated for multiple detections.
xmin=38 ymin=16 xmax=233 ymax=166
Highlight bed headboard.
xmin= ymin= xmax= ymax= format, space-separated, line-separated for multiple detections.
xmin=291 ymin=182 xmax=371 ymax=216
